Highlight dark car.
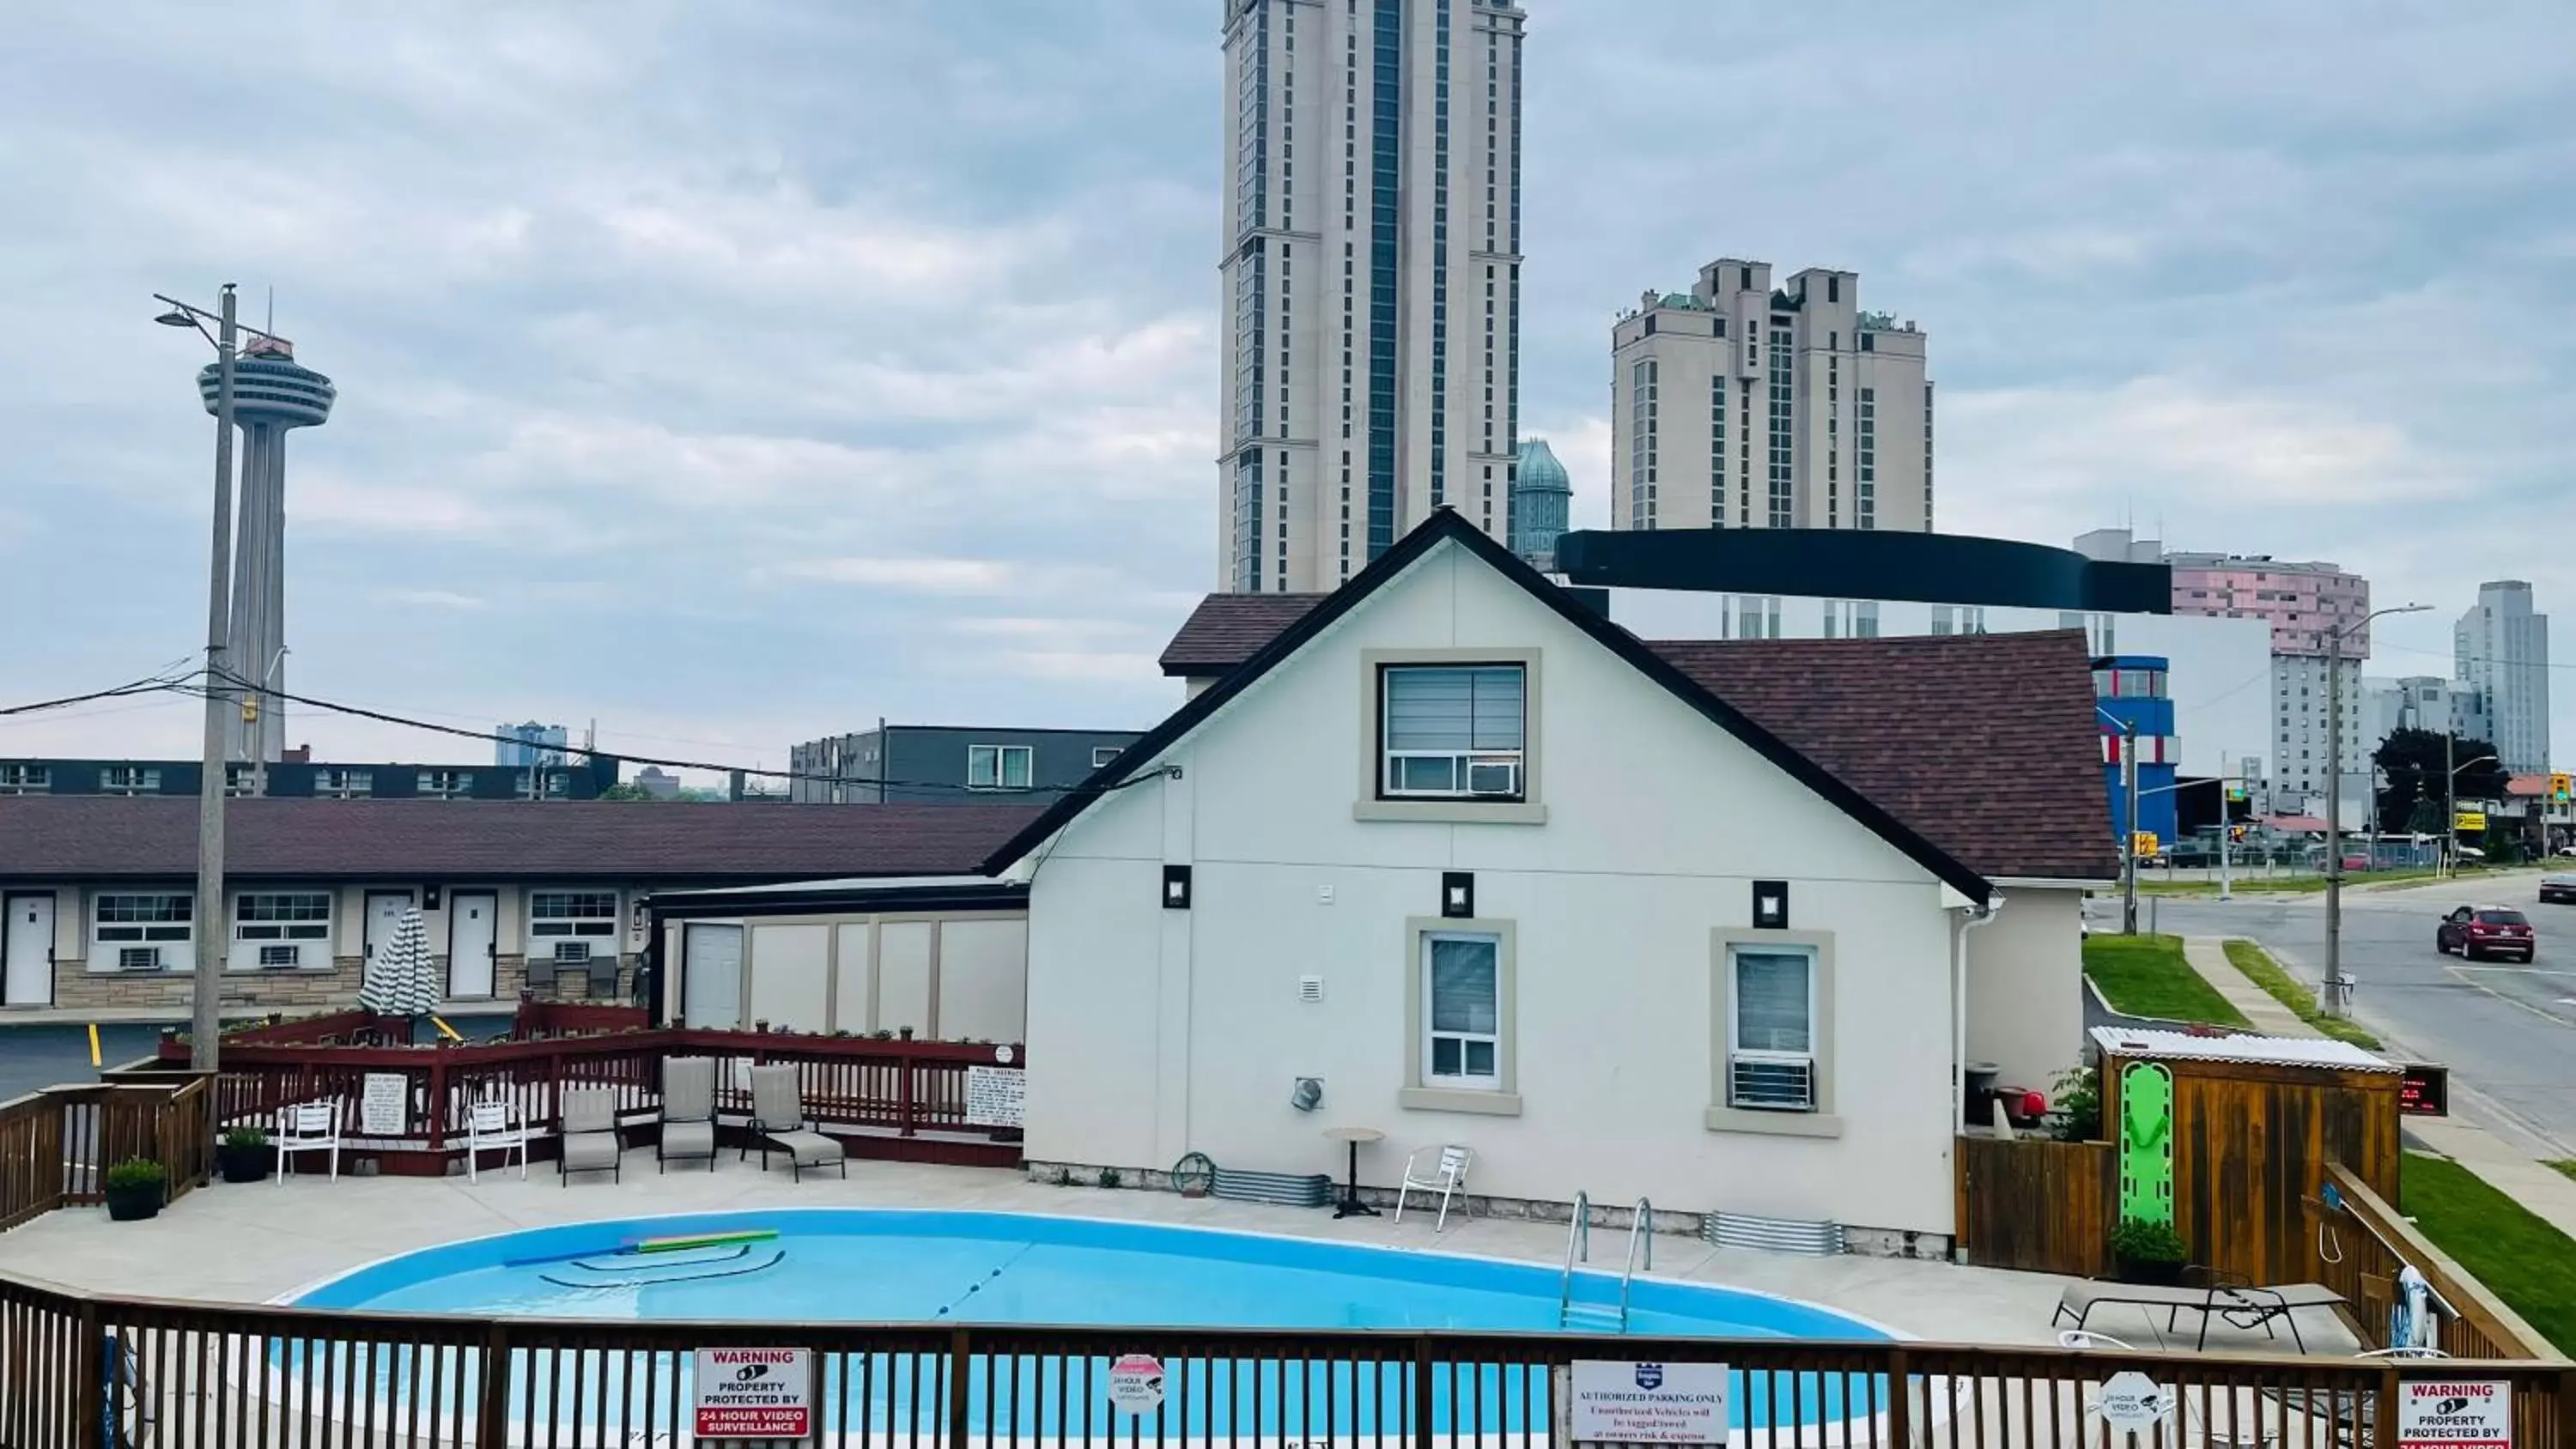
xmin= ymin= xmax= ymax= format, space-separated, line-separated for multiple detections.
xmin=2437 ymin=905 xmax=2536 ymax=963
xmin=2542 ymin=875 xmax=2576 ymax=906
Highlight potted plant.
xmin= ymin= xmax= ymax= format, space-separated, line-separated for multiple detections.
xmin=104 ymin=1158 xmax=167 ymax=1222
xmin=216 ymin=1125 xmax=275 ymax=1184
xmin=2110 ymin=1217 xmax=2189 ymax=1285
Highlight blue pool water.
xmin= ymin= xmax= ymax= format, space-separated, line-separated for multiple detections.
xmin=287 ymin=1210 xmax=1894 ymax=1436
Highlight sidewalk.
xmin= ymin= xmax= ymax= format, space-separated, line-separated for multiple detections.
xmin=2183 ymin=934 xmax=2576 ymax=1241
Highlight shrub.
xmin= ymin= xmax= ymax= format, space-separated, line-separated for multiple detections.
xmin=105 ymin=1158 xmax=167 ymax=1192
xmin=2050 ymin=1065 xmax=2101 ymax=1143
xmin=1097 ymin=1167 xmax=1122 ymax=1191
xmin=1052 ymin=1167 xmax=1074 ymax=1187
xmin=2110 ymin=1216 xmax=2187 ymax=1264
xmin=221 ymin=1125 xmax=270 ymax=1149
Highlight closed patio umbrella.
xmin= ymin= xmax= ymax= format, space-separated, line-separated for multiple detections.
xmin=358 ymin=908 xmax=416 ymax=1016
xmin=387 ymin=906 xmax=440 ymax=1018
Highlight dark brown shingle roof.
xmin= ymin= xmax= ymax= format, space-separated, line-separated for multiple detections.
xmin=0 ymin=797 xmax=1043 ymax=883
xmin=1161 ymin=594 xmax=1329 ymax=676
xmin=1150 ymin=591 xmax=2115 ymax=882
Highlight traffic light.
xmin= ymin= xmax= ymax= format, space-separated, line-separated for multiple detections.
xmin=2229 ymin=824 xmax=2249 ymax=842
xmin=2553 ymin=773 xmax=2572 ymax=803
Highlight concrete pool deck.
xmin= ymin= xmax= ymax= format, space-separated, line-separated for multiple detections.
xmin=0 ymin=1150 xmax=2352 ymax=1356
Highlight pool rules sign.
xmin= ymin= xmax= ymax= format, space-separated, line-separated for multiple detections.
xmin=694 ymin=1347 xmax=813 ymax=1442
xmin=2398 ymin=1379 xmax=2511 ymax=1449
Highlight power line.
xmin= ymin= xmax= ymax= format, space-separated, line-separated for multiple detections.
xmin=184 ymin=668 xmax=1165 ymax=801
xmin=0 ymin=668 xmax=207 ymax=718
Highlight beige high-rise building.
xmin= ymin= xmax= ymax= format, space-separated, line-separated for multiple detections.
xmin=1608 ymin=260 xmax=1930 ymax=535
xmin=1218 ymin=0 xmax=1528 ymax=593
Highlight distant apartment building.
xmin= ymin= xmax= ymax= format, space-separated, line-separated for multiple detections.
xmin=786 ymin=726 xmax=1146 ymax=805
xmin=0 ymin=753 xmax=622 ymax=802
xmin=497 ymin=722 xmax=569 ymax=768
xmin=1609 ymin=259 xmax=1931 ymax=536
xmin=1218 ymin=0 xmax=1528 ymax=592
xmin=633 ymin=766 xmax=684 ymax=801
xmin=2362 ymin=676 xmax=2488 ymax=752
xmin=2458 ymin=580 xmax=2551 ymax=773
xmin=2077 ymin=529 xmax=2372 ymax=813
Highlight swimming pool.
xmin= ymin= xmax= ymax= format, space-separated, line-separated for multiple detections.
xmin=283 ymin=1210 xmax=1898 ymax=1438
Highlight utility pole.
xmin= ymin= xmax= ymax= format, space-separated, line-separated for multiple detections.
xmin=2219 ymin=774 xmax=2234 ymax=903
xmin=2123 ymin=719 xmax=2142 ymax=935
xmin=2324 ymin=633 xmax=2348 ymax=1018
xmin=2445 ymin=731 xmax=2456 ymax=879
xmin=191 ymin=286 xmax=239 ymax=1072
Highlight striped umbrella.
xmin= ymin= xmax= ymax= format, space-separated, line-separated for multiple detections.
xmin=358 ymin=909 xmax=415 ymax=1016
xmin=386 ymin=906 xmax=441 ymax=1017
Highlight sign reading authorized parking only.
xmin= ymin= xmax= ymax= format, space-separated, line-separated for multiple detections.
xmin=694 ymin=1347 xmax=813 ymax=1441
xmin=2398 ymin=1379 xmax=2511 ymax=1449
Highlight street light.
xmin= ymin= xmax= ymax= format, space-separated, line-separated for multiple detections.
xmin=2324 ymin=602 xmax=2433 ymax=1019
xmin=151 ymin=285 xmax=275 ymax=1075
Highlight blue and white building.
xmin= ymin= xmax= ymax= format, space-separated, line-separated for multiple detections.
xmin=2094 ymin=656 xmax=2178 ymax=847
xmin=1218 ymin=0 xmax=1528 ymax=593
xmin=1509 ymin=438 xmax=1571 ymax=571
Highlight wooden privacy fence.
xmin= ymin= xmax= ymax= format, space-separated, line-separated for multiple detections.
xmin=0 ymin=1077 xmax=212 ymax=1233
xmin=1953 ymin=1136 xmax=2114 ymax=1278
xmin=137 ymin=1027 xmax=1024 ymax=1176
xmin=3 ymin=1268 xmax=2572 ymax=1449
xmin=2315 ymin=1162 xmax=2561 ymax=1360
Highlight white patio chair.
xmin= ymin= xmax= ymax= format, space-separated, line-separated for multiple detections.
xmin=276 ymin=1101 xmax=343 ymax=1185
xmin=1393 ymin=1144 xmax=1473 ymax=1230
xmin=465 ymin=1099 xmax=532 ymax=1183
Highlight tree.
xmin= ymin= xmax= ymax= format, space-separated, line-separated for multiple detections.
xmin=2372 ymin=727 xmax=2508 ymax=834
xmin=596 ymin=782 xmax=656 ymax=802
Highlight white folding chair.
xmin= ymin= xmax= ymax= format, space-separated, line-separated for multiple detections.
xmin=276 ymin=1101 xmax=343 ymax=1185
xmin=465 ymin=1099 xmax=531 ymax=1183
xmin=1393 ymin=1144 xmax=1473 ymax=1230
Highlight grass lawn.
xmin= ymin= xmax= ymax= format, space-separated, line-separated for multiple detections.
xmin=2401 ymin=1151 xmax=2576 ymax=1355
xmin=2551 ymin=1160 xmax=2576 ymax=1185
xmin=2082 ymin=934 xmax=2253 ymax=1027
xmin=2220 ymin=939 xmax=2383 ymax=1049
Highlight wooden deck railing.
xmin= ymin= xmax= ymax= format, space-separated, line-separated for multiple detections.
xmin=137 ymin=1027 xmax=1022 ymax=1176
xmin=2318 ymin=1161 xmax=2561 ymax=1361
xmin=2 ymin=1264 xmax=2570 ymax=1449
xmin=0 ymin=1077 xmax=213 ymax=1232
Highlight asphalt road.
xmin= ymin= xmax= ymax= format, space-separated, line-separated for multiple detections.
xmin=2138 ymin=872 xmax=2576 ymax=1156
xmin=0 ymin=1022 xmax=179 ymax=1102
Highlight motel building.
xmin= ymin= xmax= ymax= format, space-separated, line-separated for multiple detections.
xmin=655 ymin=512 xmax=2115 ymax=1254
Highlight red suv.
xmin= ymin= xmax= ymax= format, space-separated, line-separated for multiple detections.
xmin=2437 ymin=906 xmax=2536 ymax=963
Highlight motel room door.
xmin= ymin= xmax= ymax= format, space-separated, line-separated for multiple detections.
xmin=447 ymin=893 xmax=498 ymax=999
xmin=2 ymin=894 xmax=53 ymax=1006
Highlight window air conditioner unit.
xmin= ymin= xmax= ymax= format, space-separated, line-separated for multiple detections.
xmin=117 ymin=947 xmax=161 ymax=973
xmin=552 ymin=941 xmax=592 ymax=965
xmin=1466 ymin=760 xmax=1521 ymax=797
xmin=258 ymin=944 xmax=301 ymax=970
xmin=1729 ymin=1057 xmax=1815 ymax=1112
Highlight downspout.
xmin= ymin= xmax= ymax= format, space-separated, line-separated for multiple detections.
xmin=1952 ymin=892 xmax=2007 ymax=1131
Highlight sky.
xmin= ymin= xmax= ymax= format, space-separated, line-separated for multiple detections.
xmin=2 ymin=1 xmax=2572 ymax=783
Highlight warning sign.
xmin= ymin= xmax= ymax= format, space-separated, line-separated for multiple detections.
xmin=694 ymin=1347 xmax=813 ymax=1440
xmin=1108 ymin=1353 xmax=1164 ymax=1415
xmin=2398 ymin=1379 xmax=2511 ymax=1449
xmin=1566 ymin=1361 xmax=1730 ymax=1444
xmin=964 ymin=1065 xmax=1026 ymax=1128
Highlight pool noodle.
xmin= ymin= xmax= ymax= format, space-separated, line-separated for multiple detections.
xmin=501 ymin=1228 xmax=778 ymax=1268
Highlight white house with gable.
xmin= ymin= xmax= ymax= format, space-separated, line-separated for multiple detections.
xmin=988 ymin=511 xmax=2114 ymax=1253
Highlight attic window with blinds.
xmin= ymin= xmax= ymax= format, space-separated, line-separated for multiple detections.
xmin=1379 ymin=665 xmax=1526 ymax=801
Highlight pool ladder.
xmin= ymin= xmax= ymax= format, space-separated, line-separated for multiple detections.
xmin=1558 ymin=1194 xmax=1652 ymax=1332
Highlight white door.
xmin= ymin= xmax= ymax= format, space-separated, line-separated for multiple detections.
xmin=3 ymin=895 xmax=53 ymax=1007
xmin=363 ymin=891 xmax=413 ymax=972
xmin=447 ymin=893 xmax=497 ymax=999
xmin=683 ymin=924 xmax=744 ymax=1029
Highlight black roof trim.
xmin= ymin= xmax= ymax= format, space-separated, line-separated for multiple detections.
xmin=983 ymin=512 xmax=1993 ymax=905
xmin=647 ymin=881 xmax=1030 ymax=921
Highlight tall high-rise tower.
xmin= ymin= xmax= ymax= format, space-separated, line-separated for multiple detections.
xmin=1218 ymin=0 xmax=1528 ymax=593
xmin=199 ymin=336 xmax=334 ymax=763
xmin=2458 ymin=579 xmax=2550 ymax=773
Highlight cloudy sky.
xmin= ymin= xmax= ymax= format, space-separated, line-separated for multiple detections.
xmin=3 ymin=1 xmax=2571 ymax=781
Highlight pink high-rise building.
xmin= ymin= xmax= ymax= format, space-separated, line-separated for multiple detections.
xmin=2161 ymin=553 xmax=2372 ymax=658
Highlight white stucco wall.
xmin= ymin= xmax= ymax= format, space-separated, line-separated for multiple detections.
xmin=1962 ymin=887 xmax=2086 ymax=1098
xmin=1024 ymin=540 xmax=1988 ymax=1236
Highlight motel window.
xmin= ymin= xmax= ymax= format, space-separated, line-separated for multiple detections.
xmin=529 ymin=891 xmax=618 ymax=940
xmin=417 ymin=769 xmax=474 ymax=799
xmin=1423 ymin=932 xmax=1502 ymax=1089
xmin=968 ymin=745 xmax=1034 ymax=791
xmin=94 ymin=893 xmax=191 ymax=973
xmin=0 ymin=764 xmax=46 ymax=794
xmin=235 ymin=892 xmax=331 ymax=970
xmin=1728 ymin=948 xmax=1817 ymax=1112
xmin=1380 ymin=665 xmax=1525 ymax=799
xmin=314 ymin=768 xmax=372 ymax=799
xmin=100 ymin=767 xmax=161 ymax=797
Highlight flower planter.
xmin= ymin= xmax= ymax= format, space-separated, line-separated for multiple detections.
xmin=2114 ymin=1254 xmax=2185 ymax=1287
xmin=216 ymin=1143 xmax=275 ymax=1185
xmin=104 ymin=1183 xmax=164 ymax=1222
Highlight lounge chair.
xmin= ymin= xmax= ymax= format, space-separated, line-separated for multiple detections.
xmin=557 ymin=1086 xmax=623 ymax=1185
xmin=1393 ymin=1144 xmax=1473 ymax=1230
xmin=657 ymin=1056 xmax=718 ymax=1173
xmin=2055 ymin=1274 xmax=2346 ymax=1351
xmin=276 ymin=1101 xmax=343 ymax=1185
xmin=744 ymin=1064 xmax=845 ymax=1181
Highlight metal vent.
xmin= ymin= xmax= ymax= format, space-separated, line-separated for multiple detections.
xmin=552 ymin=941 xmax=592 ymax=964
xmin=258 ymin=944 xmax=301 ymax=969
xmin=1297 ymin=976 xmax=1325 ymax=1004
xmin=1704 ymin=1211 xmax=1844 ymax=1257
xmin=117 ymin=946 xmax=160 ymax=973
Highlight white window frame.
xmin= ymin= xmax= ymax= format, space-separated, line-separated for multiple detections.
xmin=967 ymin=744 xmax=1034 ymax=791
xmin=528 ymin=888 xmax=619 ymax=948
xmin=231 ymin=891 xmax=333 ymax=972
xmin=1726 ymin=946 xmax=1818 ymax=1113
xmin=314 ymin=768 xmax=372 ymax=799
xmin=100 ymin=767 xmax=161 ymax=797
xmin=1379 ymin=664 xmax=1527 ymax=802
xmin=417 ymin=769 xmax=474 ymax=799
xmin=0 ymin=764 xmax=46 ymax=794
xmin=91 ymin=892 xmax=192 ymax=974
xmin=1421 ymin=931 xmax=1504 ymax=1091
xmin=1091 ymin=746 xmax=1123 ymax=769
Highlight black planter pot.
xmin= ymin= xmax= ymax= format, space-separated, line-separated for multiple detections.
xmin=2115 ymin=1254 xmax=2185 ymax=1287
xmin=104 ymin=1182 xmax=164 ymax=1222
xmin=216 ymin=1143 xmax=275 ymax=1184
